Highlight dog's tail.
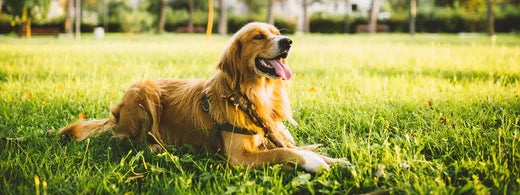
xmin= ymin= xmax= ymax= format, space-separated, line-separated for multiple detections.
xmin=58 ymin=117 xmax=115 ymax=141
xmin=59 ymin=104 xmax=120 ymax=141
xmin=59 ymin=80 xmax=165 ymax=144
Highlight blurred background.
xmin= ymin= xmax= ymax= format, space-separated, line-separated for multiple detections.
xmin=0 ymin=0 xmax=518 ymax=38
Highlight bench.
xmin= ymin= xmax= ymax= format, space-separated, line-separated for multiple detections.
xmin=356 ymin=24 xmax=390 ymax=33
xmin=19 ymin=27 xmax=60 ymax=37
xmin=175 ymin=26 xmax=206 ymax=33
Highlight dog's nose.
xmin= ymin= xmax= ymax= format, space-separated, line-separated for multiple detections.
xmin=279 ymin=37 xmax=292 ymax=51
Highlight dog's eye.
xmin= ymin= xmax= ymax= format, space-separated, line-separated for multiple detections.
xmin=253 ymin=34 xmax=266 ymax=40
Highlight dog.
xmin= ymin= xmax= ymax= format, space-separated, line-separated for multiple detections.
xmin=59 ymin=22 xmax=342 ymax=173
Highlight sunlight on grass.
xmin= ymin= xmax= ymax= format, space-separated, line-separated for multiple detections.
xmin=0 ymin=33 xmax=519 ymax=194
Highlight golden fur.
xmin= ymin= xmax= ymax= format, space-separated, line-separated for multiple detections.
xmin=59 ymin=22 xmax=341 ymax=173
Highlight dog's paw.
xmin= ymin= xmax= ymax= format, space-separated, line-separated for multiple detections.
xmin=295 ymin=150 xmax=330 ymax=173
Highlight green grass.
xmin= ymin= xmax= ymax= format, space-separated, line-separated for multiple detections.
xmin=1 ymin=33 xmax=519 ymax=194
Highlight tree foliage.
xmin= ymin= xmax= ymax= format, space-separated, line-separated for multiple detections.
xmin=3 ymin=0 xmax=50 ymax=20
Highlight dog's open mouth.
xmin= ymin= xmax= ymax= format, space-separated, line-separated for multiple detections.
xmin=255 ymin=52 xmax=292 ymax=80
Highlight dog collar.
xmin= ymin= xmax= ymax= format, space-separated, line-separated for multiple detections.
xmin=202 ymin=94 xmax=257 ymax=149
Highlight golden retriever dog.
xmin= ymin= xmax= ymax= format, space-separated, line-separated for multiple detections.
xmin=59 ymin=22 xmax=342 ymax=173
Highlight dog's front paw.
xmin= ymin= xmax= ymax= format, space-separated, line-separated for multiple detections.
xmin=295 ymin=150 xmax=330 ymax=173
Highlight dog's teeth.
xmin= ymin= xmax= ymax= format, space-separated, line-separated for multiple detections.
xmin=260 ymin=59 xmax=268 ymax=67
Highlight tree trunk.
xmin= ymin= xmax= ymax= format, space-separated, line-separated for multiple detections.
xmin=25 ymin=19 xmax=31 ymax=38
xmin=65 ymin=0 xmax=73 ymax=34
xmin=157 ymin=0 xmax=167 ymax=34
xmin=302 ymin=0 xmax=309 ymax=33
xmin=0 ymin=0 xmax=4 ymax=14
xmin=368 ymin=0 xmax=380 ymax=33
xmin=409 ymin=0 xmax=416 ymax=35
xmin=75 ymin=0 xmax=81 ymax=39
xmin=103 ymin=0 xmax=108 ymax=31
xmin=188 ymin=0 xmax=194 ymax=33
xmin=206 ymin=0 xmax=214 ymax=39
xmin=344 ymin=0 xmax=352 ymax=33
xmin=218 ymin=0 xmax=227 ymax=35
xmin=486 ymin=0 xmax=495 ymax=36
xmin=25 ymin=8 xmax=32 ymax=39
xmin=266 ymin=0 xmax=274 ymax=25
xmin=22 ymin=7 xmax=32 ymax=38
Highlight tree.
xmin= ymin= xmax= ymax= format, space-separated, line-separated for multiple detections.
xmin=486 ymin=0 xmax=495 ymax=36
xmin=302 ymin=0 xmax=322 ymax=33
xmin=368 ymin=0 xmax=381 ymax=33
xmin=344 ymin=0 xmax=352 ymax=33
xmin=302 ymin=0 xmax=309 ymax=33
xmin=75 ymin=0 xmax=80 ymax=39
xmin=266 ymin=0 xmax=274 ymax=24
xmin=240 ymin=0 xmax=263 ymax=14
xmin=3 ymin=0 xmax=50 ymax=38
xmin=218 ymin=0 xmax=227 ymax=35
xmin=103 ymin=0 xmax=108 ymax=31
xmin=157 ymin=0 xmax=167 ymax=34
xmin=65 ymin=0 xmax=73 ymax=34
xmin=188 ymin=0 xmax=194 ymax=33
xmin=409 ymin=0 xmax=416 ymax=35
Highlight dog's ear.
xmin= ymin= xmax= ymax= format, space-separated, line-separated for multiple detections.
xmin=217 ymin=39 xmax=242 ymax=89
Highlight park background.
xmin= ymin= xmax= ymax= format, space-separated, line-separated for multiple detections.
xmin=1 ymin=0 xmax=520 ymax=194
xmin=0 ymin=0 xmax=519 ymax=36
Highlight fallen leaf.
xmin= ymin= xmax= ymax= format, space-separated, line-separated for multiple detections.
xmin=56 ymin=84 xmax=64 ymax=90
xmin=78 ymin=113 xmax=87 ymax=120
xmin=309 ymin=87 xmax=318 ymax=93
xmin=34 ymin=175 xmax=40 ymax=186
xmin=439 ymin=117 xmax=450 ymax=125
xmin=21 ymin=92 xmax=32 ymax=101
xmin=125 ymin=175 xmax=144 ymax=183
xmin=425 ymin=100 xmax=432 ymax=109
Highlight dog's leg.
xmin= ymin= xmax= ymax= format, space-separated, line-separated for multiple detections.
xmin=231 ymin=148 xmax=330 ymax=173
xmin=221 ymin=132 xmax=330 ymax=173
xmin=276 ymin=123 xmax=296 ymax=147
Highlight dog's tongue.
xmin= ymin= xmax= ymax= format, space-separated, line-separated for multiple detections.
xmin=267 ymin=59 xmax=292 ymax=80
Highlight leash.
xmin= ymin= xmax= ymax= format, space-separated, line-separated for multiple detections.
xmin=201 ymin=93 xmax=286 ymax=149
xmin=202 ymin=94 xmax=257 ymax=149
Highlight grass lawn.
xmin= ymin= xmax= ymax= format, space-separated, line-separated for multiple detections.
xmin=1 ymin=33 xmax=519 ymax=194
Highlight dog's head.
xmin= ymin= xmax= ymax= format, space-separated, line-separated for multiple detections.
xmin=217 ymin=22 xmax=293 ymax=86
